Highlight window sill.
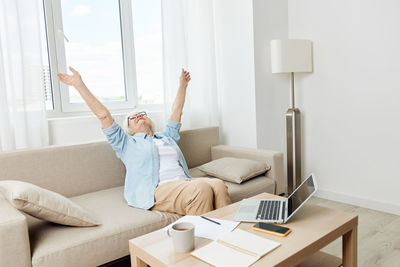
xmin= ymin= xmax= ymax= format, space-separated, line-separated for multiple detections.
xmin=47 ymin=110 xmax=166 ymax=131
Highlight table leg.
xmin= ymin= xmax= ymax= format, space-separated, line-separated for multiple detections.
xmin=342 ymin=226 xmax=357 ymax=267
xmin=130 ymin=254 xmax=147 ymax=267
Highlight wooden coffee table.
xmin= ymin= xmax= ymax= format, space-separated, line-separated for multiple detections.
xmin=129 ymin=192 xmax=358 ymax=267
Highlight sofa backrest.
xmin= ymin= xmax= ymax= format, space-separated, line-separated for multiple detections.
xmin=0 ymin=126 xmax=219 ymax=197
xmin=177 ymin=126 xmax=219 ymax=168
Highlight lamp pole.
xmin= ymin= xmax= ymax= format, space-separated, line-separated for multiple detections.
xmin=286 ymin=72 xmax=301 ymax=195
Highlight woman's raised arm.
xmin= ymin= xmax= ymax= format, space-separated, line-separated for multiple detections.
xmin=170 ymin=68 xmax=191 ymax=122
xmin=57 ymin=66 xmax=114 ymax=129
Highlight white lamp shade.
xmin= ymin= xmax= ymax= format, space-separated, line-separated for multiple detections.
xmin=270 ymin=39 xmax=313 ymax=73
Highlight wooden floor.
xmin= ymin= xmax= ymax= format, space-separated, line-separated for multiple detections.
xmin=308 ymin=197 xmax=400 ymax=267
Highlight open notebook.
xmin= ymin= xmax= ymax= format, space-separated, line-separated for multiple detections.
xmin=191 ymin=228 xmax=280 ymax=267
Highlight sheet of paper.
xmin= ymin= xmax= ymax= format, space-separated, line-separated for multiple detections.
xmin=164 ymin=215 xmax=239 ymax=240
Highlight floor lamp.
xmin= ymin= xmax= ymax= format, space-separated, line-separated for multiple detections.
xmin=270 ymin=39 xmax=313 ymax=195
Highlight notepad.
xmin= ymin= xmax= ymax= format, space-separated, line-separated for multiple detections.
xmin=191 ymin=228 xmax=280 ymax=267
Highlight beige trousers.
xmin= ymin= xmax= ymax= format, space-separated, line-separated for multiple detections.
xmin=151 ymin=178 xmax=232 ymax=215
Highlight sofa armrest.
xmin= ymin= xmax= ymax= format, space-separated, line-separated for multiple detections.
xmin=0 ymin=194 xmax=31 ymax=267
xmin=211 ymin=145 xmax=285 ymax=195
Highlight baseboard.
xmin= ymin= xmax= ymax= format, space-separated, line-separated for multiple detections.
xmin=315 ymin=189 xmax=400 ymax=216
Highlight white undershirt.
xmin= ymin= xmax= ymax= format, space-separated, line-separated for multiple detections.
xmin=152 ymin=137 xmax=187 ymax=185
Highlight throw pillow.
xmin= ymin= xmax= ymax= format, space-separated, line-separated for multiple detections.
xmin=198 ymin=157 xmax=270 ymax=184
xmin=0 ymin=180 xmax=100 ymax=227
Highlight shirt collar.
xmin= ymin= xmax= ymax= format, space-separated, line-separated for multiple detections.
xmin=133 ymin=132 xmax=162 ymax=140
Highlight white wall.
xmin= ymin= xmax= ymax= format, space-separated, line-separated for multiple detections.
xmin=286 ymin=0 xmax=400 ymax=214
xmin=213 ymin=0 xmax=258 ymax=148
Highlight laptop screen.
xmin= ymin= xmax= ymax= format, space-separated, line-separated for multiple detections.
xmin=287 ymin=175 xmax=316 ymax=217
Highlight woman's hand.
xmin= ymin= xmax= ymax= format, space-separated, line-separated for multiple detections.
xmin=57 ymin=66 xmax=83 ymax=87
xmin=179 ymin=68 xmax=191 ymax=88
xmin=58 ymin=66 xmax=113 ymax=128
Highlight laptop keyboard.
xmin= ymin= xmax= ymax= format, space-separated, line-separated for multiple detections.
xmin=257 ymin=200 xmax=281 ymax=220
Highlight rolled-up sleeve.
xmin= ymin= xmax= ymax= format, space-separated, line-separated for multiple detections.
xmin=161 ymin=120 xmax=182 ymax=143
xmin=102 ymin=120 xmax=128 ymax=158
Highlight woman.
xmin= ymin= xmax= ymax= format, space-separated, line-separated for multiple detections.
xmin=57 ymin=67 xmax=231 ymax=215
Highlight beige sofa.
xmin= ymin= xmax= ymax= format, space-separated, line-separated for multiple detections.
xmin=0 ymin=126 xmax=284 ymax=267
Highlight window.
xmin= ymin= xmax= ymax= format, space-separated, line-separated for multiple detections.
xmin=42 ymin=0 xmax=163 ymax=115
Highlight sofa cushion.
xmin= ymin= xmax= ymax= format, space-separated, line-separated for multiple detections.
xmin=0 ymin=180 xmax=99 ymax=227
xmin=28 ymin=186 xmax=181 ymax=267
xmin=198 ymin=157 xmax=270 ymax=184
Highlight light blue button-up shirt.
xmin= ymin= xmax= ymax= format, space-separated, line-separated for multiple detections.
xmin=102 ymin=119 xmax=191 ymax=210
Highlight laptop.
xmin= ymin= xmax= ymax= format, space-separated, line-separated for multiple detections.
xmin=234 ymin=173 xmax=318 ymax=224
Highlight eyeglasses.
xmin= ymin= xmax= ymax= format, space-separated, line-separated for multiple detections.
xmin=127 ymin=111 xmax=147 ymax=125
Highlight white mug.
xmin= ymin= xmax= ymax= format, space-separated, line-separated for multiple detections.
xmin=167 ymin=222 xmax=195 ymax=253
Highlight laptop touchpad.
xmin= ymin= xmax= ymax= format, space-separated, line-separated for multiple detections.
xmin=241 ymin=205 xmax=258 ymax=213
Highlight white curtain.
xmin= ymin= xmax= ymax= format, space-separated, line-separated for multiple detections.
xmin=0 ymin=0 xmax=49 ymax=151
xmin=161 ymin=0 xmax=219 ymax=129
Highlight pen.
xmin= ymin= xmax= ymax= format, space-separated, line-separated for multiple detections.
xmin=200 ymin=216 xmax=221 ymax=225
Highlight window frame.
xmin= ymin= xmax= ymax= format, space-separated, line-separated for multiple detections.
xmin=43 ymin=0 xmax=163 ymax=117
